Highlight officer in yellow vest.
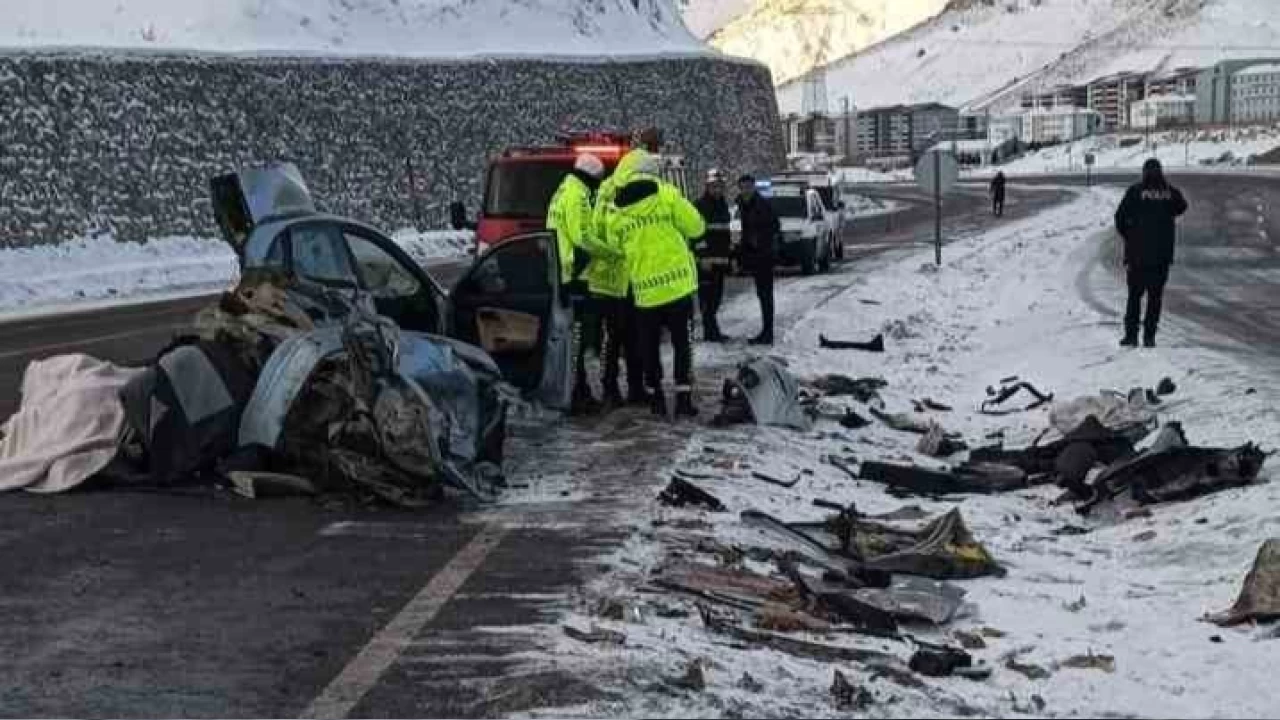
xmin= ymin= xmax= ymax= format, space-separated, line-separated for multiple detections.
xmin=589 ymin=148 xmax=650 ymax=407
xmin=547 ymin=153 xmax=609 ymax=413
xmin=607 ymin=154 xmax=706 ymax=418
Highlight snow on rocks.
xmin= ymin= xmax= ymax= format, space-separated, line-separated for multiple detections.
xmin=0 ymin=229 xmax=473 ymax=314
xmin=510 ymin=187 xmax=1280 ymax=718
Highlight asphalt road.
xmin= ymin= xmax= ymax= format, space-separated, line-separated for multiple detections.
xmin=0 ymin=183 xmax=1074 ymax=718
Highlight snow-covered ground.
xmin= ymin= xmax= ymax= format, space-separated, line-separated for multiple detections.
xmin=0 ymin=229 xmax=472 ymax=316
xmin=777 ymin=0 xmax=1280 ymax=114
xmin=1 ymin=0 xmax=705 ymax=57
xmin=973 ymin=127 xmax=1280 ymax=176
xmin=509 ymin=187 xmax=1280 ymax=717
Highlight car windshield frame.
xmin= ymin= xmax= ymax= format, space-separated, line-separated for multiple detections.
xmin=482 ymin=159 xmax=573 ymax=220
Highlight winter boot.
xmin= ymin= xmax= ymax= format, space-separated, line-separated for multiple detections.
xmin=571 ymin=385 xmax=601 ymax=416
xmin=1143 ymin=334 xmax=1157 ymax=348
xmin=650 ymin=391 xmax=668 ymax=418
xmin=675 ymin=391 xmax=698 ymax=418
xmin=748 ymin=332 xmax=774 ymax=346
xmin=1120 ymin=334 xmax=1138 ymax=348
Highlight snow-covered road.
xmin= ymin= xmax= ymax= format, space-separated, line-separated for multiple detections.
xmin=508 ymin=187 xmax=1280 ymax=718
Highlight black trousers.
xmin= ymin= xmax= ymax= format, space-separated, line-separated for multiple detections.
xmin=1125 ymin=264 xmax=1170 ymax=340
xmin=698 ymin=265 xmax=726 ymax=336
xmin=600 ymin=295 xmax=645 ymax=393
xmin=753 ymin=265 xmax=775 ymax=337
xmin=640 ymin=295 xmax=695 ymax=393
xmin=570 ymin=292 xmax=600 ymax=394
xmin=992 ymin=194 xmax=1005 ymax=217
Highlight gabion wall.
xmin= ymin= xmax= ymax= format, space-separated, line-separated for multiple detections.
xmin=0 ymin=53 xmax=784 ymax=247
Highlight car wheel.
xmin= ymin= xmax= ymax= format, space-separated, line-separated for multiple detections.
xmin=801 ymin=241 xmax=817 ymax=276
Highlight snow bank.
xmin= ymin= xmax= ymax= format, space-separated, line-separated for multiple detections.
xmin=976 ymin=127 xmax=1280 ymax=176
xmin=0 ymin=230 xmax=472 ymax=314
xmin=1 ymin=0 xmax=706 ymax=57
xmin=517 ymin=187 xmax=1280 ymax=717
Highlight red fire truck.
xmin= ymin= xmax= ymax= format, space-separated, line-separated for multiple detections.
xmin=450 ymin=131 xmax=691 ymax=255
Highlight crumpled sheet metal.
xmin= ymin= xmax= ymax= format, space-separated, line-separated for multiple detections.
xmin=238 ymin=327 xmax=345 ymax=451
xmin=724 ymin=357 xmax=812 ymax=431
xmin=862 ymin=508 xmax=1007 ymax=580
xmin=853 ymin=576 xmax=966 ymax=625
xmin=1208 ymin=539 xmax=1280 ymax=626
xmin=1079 ymin=423 xmax=1266 ymax=517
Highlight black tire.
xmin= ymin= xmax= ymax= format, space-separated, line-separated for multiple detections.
xmin=801 ymin=241 xmax=817 ymax=276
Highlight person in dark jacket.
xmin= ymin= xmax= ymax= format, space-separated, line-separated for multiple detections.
xmin=694 ymin=169 xmax=733 ymax=342
xmin=1114 ymin=158 xmax=1188 ymax=348
xmin=990 ymin=171 xmax=1007 ymax=217
xmin=735 ymin=174 xmax=781 ymax=345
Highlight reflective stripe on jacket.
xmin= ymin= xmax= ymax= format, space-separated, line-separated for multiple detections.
xmin=587 ymin=149 xmax=649 ymax=298
xmin=609 ymin=174 xmax=706 ymax=309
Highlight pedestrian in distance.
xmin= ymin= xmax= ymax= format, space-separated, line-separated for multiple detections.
xmin=694 ymin=168 xmax=732 ymax=342
xmin=609 ymin=154 xmax=706 ymax=418
xmin=735 ymin=174 xmax=780 ymax=345
xmin=1114 ymin=158 xmax=1188 ymax=348
xmin=547 ymin=152 xmax=611 ymax=414
xmin=990 ymin=170 xmax=1007 ymax=217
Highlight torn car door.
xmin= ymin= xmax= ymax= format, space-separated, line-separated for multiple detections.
xmin=446 ymin=232 xmax=571 ymax=410
xmin=340 ymin=223 xmax=446 ymax=334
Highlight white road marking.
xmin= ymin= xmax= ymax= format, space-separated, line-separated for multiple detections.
xmin=300 ymin=523 xmax=509 ymax=720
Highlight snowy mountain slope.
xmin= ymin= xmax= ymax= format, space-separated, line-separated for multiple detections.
xmin=1 ymin=0 xmax=706 ymax=57
xmin=707 ymin=0 xmax=947 ymax=86
xmin=677 ymin=0 xmax=755 ymax=38
xmin=777 ymin=0 xmax=1280 ymax=114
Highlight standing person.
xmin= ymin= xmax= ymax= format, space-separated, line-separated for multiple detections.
xmin=990 ymin=171 xmax=1007 ymax=217
xmin=590 ymin=147 xmax=649 ymax=407
xmin=610 ymin=155 xmax=706 ymax=418
xmin=735 ymin=174 xmax=780 ymax=345
xmin=547 ymin=153 xmax=611 ymax=413
xmin=1114 ymin=158 xmax=1188 ymax=348
xmin=694 ymin=169 xmax=732 ymax=342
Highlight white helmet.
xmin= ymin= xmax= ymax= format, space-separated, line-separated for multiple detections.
xmin=574 ymin=153 xmax=605 ymax=179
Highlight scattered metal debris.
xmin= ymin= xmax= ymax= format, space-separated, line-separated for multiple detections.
xmin=860 ymin=460 xmax=1028 ymax=496
xmin=953 ymin=630 xmax=986 ymax=650
xmin=981 ymin=380 xmax=1054 ymax=415
xmin=819 ymin=333 xmax=886 ymax=353
xmin=752 ymin=470 xmax=806 ymax=489
xmin=658 ymin=477 xmax=727 ymax=512
xmin=1058 ymin=652 xmax=1116 ymax=673
xmin=713 ymin=357 xmax=812 ymax=430
xmin=737 ymin=672 xmax=764 ymax=693
xmin=909 ymin=644 xmax=974 ymax=678
xmin=1207 ymin=538 xmax=1280 ymax=626
xmin=668 ymin=660 xmax=706 ymax=692
xmin=1004 ymin=655 xmax=1051 ymax=680
xmin=805 ymin=375 xmax=888 ymax=403
xmin=830 ymin=669 xmax=875 ymax=709
xmin=563 ymin=625 xmax=626 ymax=645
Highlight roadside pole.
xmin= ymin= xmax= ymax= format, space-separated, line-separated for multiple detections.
xmin=914 ymin=149 xmax=957 ymax=266
xmin=933 ymin=150 xmax=942 ymax=266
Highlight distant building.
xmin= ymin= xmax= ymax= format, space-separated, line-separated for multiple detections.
xmin=1146 ymin=67 xmax=1199 ymax=98
xmin=926 ymin=138 xmax=1019 ymax=167
xmin=1196 ymin=58 xmax=1280 ymax=124
xmin=1020 ymin=84 xmax=1088 ymax=110
xmin=1087 ymin=72 xmax=1147 ymax=130
xmin=855 ymin=105 xmax=912 ymax=158
xmin=990 ymin=107 xmax=1102 ymax=144
xmin=1231 ymin=63 xmax=1280 ymax=124
xmin=1130 ymin=94 xmax=1196 ymax=129
xmin=782 ymin=113 xmax=839 ymax=157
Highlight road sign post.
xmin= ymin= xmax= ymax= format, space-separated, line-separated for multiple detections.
xmin=915 ymin=149 xmax=958 ymax=266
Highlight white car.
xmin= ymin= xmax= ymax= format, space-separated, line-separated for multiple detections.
xmin=730 ymin=183 xmax=834 ymax=275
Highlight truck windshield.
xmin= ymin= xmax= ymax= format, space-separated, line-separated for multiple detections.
xmin=483 ymin=160 xmax=571 ymax=219
xmin=768 ymin=196 xmax=808 ymax=218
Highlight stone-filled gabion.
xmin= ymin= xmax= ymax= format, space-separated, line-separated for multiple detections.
xmin=0 ymin=53 xmax=784 ymax=247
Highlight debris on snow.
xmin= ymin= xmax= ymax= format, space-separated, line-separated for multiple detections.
xmin=712 ymin=357 xmax=812 ymax=430
xmin=1207 ymin=539 xmax=1280 ymax=627
xmin=981 ymin=379 xmax=1054 ymax=416
xmin=819 ymin=333 xmax=886 ymax=353
xmin=1057 ymin=652 xmax=1117 ymax=674
xmin=563 ymin=624 xmax=627 ymax=646
xmin=657 ymin=477 xmax=727 ymax=512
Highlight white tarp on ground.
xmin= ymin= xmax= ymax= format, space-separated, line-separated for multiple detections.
xmin=0 ymin=354 xmax=144 ymax=493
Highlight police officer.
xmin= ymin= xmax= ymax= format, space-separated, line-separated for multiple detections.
xmin=609 ymin=154 xmax=706 ymax=418
xmin=735 ymin=174 xmax=780 ymax=345
xmin=1114 ymin=158 xmax=1188 ymax=348
xmin=590 ymin=147 xmax=649 ymax=407
xmin=990 ymin=170 xmax=1007 ymax=217
xmin=694 ymin=169 xmax=732 ymax=342
xmin=547 ymin=153 xmax=609 ymax=413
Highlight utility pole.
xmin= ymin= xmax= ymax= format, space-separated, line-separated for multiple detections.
xmin=933 ymin=150 xmax=942 ymax=267
xmin=842 ymin=96 xmax=852 ymax=163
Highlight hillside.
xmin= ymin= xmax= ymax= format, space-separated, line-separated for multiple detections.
xmin=776 ymin=0 xmax=1280 ymax=114
xmin=706 ymin=0 xmax=946 ymax=86
xmin=0 ymin=0 xmax=706 ymax=57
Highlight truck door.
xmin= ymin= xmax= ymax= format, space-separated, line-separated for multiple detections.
xmin=447 ymin=232 xmax=571 ymax=410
